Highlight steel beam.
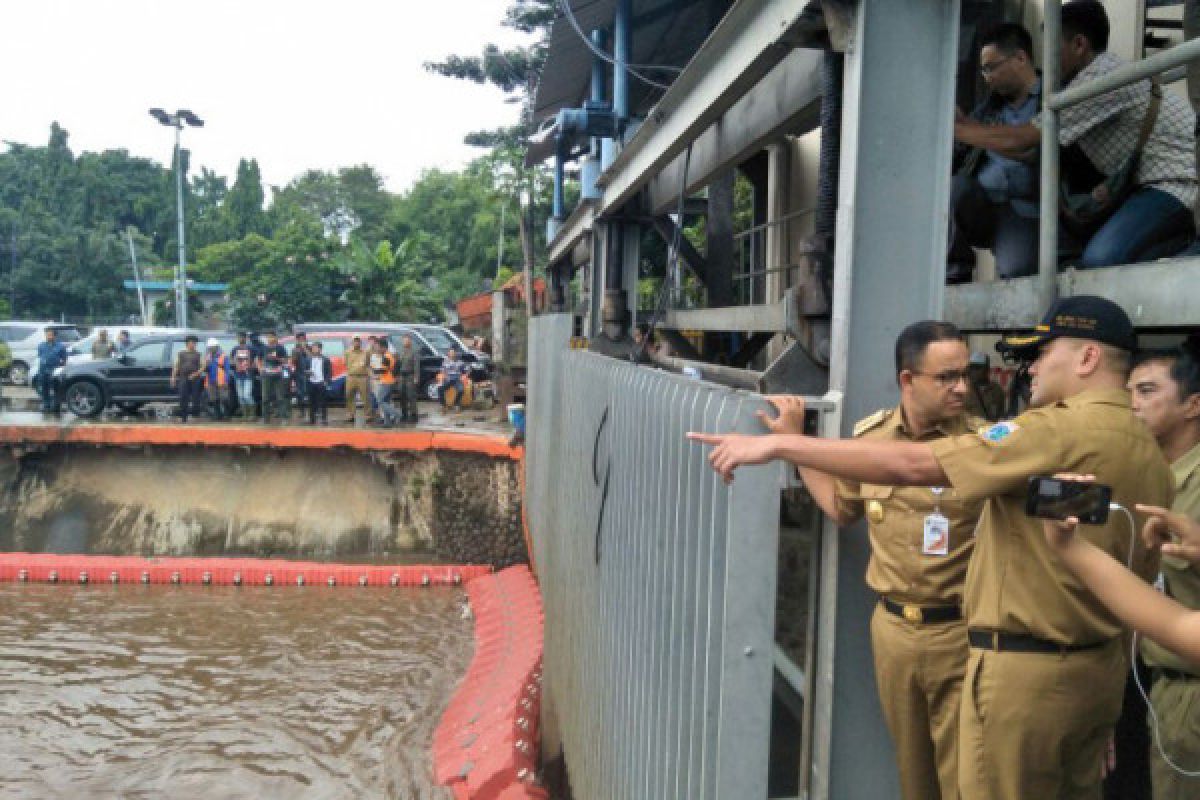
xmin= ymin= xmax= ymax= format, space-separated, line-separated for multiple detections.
xmin=652 ymin=214 xmax=710 ymax=286
xmin=549 ymin=201 xmax=596 ymax=267
xmin=547 ymin=43 xmax=824 ymax=266
xmin=659 ymin=299 xmax=797 ymax=336
xmin=594 ymin=0 xmax=817 ymax=211
xmin=645 ymin=49 xmax=824 ymax=214
xmin=945 ymin=258 xmax=1200 ymax=331
xmin=814 ymin=2 xmax=961 ymax=799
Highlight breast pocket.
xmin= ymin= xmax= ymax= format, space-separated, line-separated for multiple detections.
xmin=859 ymin=484 xmax=894 ymax=525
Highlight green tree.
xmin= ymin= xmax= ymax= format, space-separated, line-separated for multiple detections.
xmin=221 ymin=158 xmax=268 ymax=240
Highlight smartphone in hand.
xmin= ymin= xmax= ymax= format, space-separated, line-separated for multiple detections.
xmin=1025 ymin=476 xmax=1112 ymax=525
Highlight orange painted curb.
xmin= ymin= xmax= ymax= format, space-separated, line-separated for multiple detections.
xmin=0 ymin=423 xmax=522 ymax=460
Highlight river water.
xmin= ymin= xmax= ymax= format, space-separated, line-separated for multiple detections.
xmin=0 ymin=584 xmax=472 ymax=799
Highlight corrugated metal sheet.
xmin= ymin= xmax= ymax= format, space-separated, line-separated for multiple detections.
xmin=526 ymin=313 xmax=781 ymax=799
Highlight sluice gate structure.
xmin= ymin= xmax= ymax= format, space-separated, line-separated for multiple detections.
xmin=525 ymin=1 xmax=1200 ymax=797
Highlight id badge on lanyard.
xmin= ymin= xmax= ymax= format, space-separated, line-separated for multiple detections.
xmin=923 ymin=487 xmax=950 ymax=556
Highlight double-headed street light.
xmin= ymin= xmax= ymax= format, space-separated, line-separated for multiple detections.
xmin=149 ymin=108 xmax=204 ymax=327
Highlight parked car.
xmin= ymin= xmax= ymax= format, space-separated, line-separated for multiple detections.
xmin=0 ymin=321 xmax=83 ymax=385
xmin=67 ymin=326 xmax=183 ymax=365
xmin=405 ymin=323 xmax=492 ymax=371
xmin=293 ymin=322 xmax=489 ymax=399
xmin=50 ymin=331 xmax=237 ymax=417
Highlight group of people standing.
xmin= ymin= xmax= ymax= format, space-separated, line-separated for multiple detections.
xmin=692 ymin=295 xmax=1200 ymax=800
xmin=169 ymin=331 xmax=421 ymax=426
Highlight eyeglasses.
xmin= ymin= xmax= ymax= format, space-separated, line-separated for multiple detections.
xmin=913 ymin=369 xmax=970 ymax=387
xmin=980 ymin=54 xmax=1014 ymax=77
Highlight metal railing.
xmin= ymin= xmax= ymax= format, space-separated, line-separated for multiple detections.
xmin=526 ymin=313 xmax=784 ymax=799
xmin=1037 ymin=2 xmax=1200 ymax=309
xmin=733 ymin=208 xmax=815 ymax=306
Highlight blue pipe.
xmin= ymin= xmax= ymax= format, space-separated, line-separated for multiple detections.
xmin=553 ymin=133 xmax=567 ymax=223
xmin=613 ymin=0 xmax=631 ymax=128
xmin=590 ymin=29 xmax=607 ymax=106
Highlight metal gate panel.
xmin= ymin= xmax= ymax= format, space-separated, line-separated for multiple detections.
xmin=526 ymin=315 xmax=781 ymax=799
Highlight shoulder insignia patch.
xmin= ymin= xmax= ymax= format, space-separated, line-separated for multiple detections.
xmin=853 ymin=409 xmax=890 ymax=437
xmin=978 ymin=420 xmax=1019 ymax=444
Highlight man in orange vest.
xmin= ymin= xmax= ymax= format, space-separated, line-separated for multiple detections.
xmin=371 ymin=338 xmax=400 ymax=427
xmin=202 ymin=337 xmax=233 ymax=421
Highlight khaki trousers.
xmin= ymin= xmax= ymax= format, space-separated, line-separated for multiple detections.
xmin=344 ymin=375 xmax=369 ymax=414
xmin=1149 ymin=675 xmax=1200 ymax=800
xmin=959 ymin=638 xmax=1125 ymax=800
xmin=870 ymin=603 xmax=968 ymax=800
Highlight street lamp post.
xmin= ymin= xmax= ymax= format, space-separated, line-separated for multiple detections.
xmin=149 ymin=108 xmax=204 ymax=327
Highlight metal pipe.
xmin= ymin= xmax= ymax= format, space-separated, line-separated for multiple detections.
xmin=590 ymin=29 xmax=608 ymax=105
xmin=553 ymin=133 xmax=567 ymax=223
xmin=645 ymin=350 xmax=762 ymax=391
xmin=174 ymin=124 xmax=189 ymax=329
xmin=1038 ymin=0 xmax=1062 ymax=312
xmin=1048 ymin=35 xmax=1200 ymax=110
xmin=613 ymin=0 xmax=632 ymax=127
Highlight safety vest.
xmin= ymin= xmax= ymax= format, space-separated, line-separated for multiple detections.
xmin=205 ymin=354 xmax=229 ymax=388
xmin=374 ymin=353 xmax=396 ymax=385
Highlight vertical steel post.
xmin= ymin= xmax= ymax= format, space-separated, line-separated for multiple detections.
xmin=173 ymin=123 xmax=189 ymax=328
xmin=817 ymin=1 xmax=961 ymax=798
xmin=1039 ymin=0 xmax=1062 ymax=311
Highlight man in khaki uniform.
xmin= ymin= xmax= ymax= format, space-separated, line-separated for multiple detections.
xmin=690 ymin=295 xmax=1174 ymax=800
xmin=343 ymin=336 xmax=370 ymax=424
xmin=763 ymin=320 xmax=984 ymax=800
xmin=1128 ymin=342 xmax=1200 ymax=799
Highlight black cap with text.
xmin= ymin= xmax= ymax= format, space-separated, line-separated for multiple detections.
xmin=997 ymin=295 xmax=1137 ymax=360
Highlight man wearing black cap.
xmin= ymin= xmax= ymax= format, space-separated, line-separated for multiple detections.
xmin=689 ymin=295 xmax=1175 ymax=800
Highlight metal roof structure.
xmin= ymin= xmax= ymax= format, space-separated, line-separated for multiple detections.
xmin=526 ymin=0 xmax=724 ymax=164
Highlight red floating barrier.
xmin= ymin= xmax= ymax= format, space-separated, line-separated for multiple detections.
xmin=0 ymin=553 xmax=491 ymax=588
xmin=433 ymin=565 xmax=545 ymax=800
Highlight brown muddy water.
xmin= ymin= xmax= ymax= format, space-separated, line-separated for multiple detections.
xmin=0 ymin=584 xmax=472 ymax=799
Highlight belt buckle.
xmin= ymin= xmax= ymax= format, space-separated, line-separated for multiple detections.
xmin=902 ymin=604 xmax=923 ymax=624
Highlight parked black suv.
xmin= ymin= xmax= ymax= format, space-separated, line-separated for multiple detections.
xmin=51 ymin=332 xmax=238 ymax=417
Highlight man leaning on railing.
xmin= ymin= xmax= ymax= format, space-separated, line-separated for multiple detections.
xmin=954 ymin=0 xmax=1198 ymax=270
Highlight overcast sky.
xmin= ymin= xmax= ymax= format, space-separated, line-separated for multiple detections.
xmin=0 ymin=0 xmax=533 ymax=192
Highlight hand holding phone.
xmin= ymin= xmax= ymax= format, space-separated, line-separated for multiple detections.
xmin=1026 ymin=476 xmax=1112 ymax=525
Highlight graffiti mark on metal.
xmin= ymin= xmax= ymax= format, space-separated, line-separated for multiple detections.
xmin=525 ymin=314 xmax=781 ymax=799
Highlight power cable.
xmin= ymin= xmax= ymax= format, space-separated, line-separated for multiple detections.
xmin=637 ymin=141 xmax=693 ymax=363
xmin=1108 ymin=502 xmax=1200 ymax=778
xmin=556 ymin=0 xmax=678 ymax=92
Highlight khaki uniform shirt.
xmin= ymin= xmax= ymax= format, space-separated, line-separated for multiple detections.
xmin=931 ymin=388 xmax=1174 ymax=645
xmin=344 ymin=349 xmax=369 ymax=377
xmin=834 ymin=407 xmax=984 ymax=606
xmin=1141 ymin=441 xmax=1200 ymax=673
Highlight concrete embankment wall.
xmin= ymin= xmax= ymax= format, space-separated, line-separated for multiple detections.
xmin=0 ymin=441 xmax=525 ymax=566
